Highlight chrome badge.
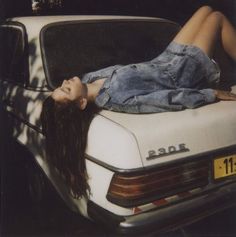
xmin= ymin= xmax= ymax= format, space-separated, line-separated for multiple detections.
xmin=147 ymin=143 xmax=190 ymax=160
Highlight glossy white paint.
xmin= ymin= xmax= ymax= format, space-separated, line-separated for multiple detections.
xmin=86 ymin=114 xmax=143 ymax=169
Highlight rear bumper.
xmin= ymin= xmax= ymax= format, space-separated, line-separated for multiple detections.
xmin=88 ymin=181 xmax=236 ymax=235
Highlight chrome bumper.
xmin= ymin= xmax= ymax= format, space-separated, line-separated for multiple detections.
xmin=88 ymin=181 xmax=236 ymax=235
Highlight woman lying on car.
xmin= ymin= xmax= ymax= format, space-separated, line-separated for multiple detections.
xmin=41 ymin=6 xmax=236 ymax=198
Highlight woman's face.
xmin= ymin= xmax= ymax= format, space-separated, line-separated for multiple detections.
xmin=51 ymin=76 xmax=88 ymax=109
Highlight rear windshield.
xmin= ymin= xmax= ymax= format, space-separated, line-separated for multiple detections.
xmin=40 ymin=20 xmax=179 ymax=88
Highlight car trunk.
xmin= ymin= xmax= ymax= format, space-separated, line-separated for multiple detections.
xmin=87 ymin=85 xmax=236 ymax=168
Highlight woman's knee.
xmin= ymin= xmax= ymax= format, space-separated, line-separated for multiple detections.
xmin=206 ymin=11 xmax=224 ymax=25
xmin=197 ymin=5 xmax=214 ymax=15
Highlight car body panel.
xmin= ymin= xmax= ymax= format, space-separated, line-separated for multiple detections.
xmin=99 ymin=87 xmax=236 ymax=167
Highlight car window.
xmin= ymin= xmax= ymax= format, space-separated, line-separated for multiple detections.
xmin=0 ymin=23 xmax=27 ymax=84
xmin=40 ymin=20 xmax=180 ymax=89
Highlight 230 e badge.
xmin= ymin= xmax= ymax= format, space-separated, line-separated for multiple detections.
xmin=147 ymin=143 xmax=190 ymax=160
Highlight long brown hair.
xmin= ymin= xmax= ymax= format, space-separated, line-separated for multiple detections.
xmin=40 ymin=96 xmax=99 ymax=198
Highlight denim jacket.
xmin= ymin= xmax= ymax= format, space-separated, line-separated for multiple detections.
xmin=81 ymin=42 xmax=217 ymax=114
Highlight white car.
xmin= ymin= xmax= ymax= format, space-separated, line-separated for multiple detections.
xmin=1 ymin=15 xmax=236 ymax=235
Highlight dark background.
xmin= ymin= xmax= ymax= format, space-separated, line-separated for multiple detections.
xmin=0 ymin=0 xmax=235 ymax=25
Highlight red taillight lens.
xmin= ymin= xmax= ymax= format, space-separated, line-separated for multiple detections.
xmin=107 ymin=160 xmax=209 ymax=207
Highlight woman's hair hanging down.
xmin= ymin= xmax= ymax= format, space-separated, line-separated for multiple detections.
xmin=40 ymin=96 xmax=100 ymax=198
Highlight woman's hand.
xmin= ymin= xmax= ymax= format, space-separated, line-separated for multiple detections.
xmin=214 ymin=90 xmax=236 ymax=101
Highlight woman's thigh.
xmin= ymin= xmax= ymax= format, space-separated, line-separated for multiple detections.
xmin=173 ymin=6 xmax=213 ymax=45
xmin=191 ymin=12 xmax=221 ymax=57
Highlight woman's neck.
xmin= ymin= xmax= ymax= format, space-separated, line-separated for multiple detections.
xmin=86 ymin=78 xmax=107 ymax=102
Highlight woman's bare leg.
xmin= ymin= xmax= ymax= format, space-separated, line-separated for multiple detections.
xmin=170 ymin=6 xmax=236 ymax=100
xmin=173 ymin=6 xmax=213 ymax=44
xmin=192 ymin=11 xmax=236 ymax=61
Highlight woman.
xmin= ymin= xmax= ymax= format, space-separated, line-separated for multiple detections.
xmin=41 ymin=6 xmax=236 ymax=198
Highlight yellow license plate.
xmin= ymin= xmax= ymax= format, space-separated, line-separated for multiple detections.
xmin=214 ymin=154 xmax=236 ymax=179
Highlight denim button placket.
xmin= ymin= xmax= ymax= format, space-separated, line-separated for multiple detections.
xmin=95 ymin=75 xmax=112 ymax=107
xmin=95 ymin=89 xmax=111 ymax=107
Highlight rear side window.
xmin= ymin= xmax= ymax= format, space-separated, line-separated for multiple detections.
xmin=41 ymin=20 xmax=180 ymax=88
xmin=0 ymin=23 xmax=27 ymax=84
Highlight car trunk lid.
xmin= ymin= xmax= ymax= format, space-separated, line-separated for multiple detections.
xmin=97 ymin=86 xmax=236 ymax=168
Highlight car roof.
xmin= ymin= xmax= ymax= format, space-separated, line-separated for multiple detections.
xmin=8 ymin=15 xmax=170 ymax=34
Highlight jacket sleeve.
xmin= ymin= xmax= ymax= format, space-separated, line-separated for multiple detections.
xmin=136 ymin=88 xmax=216 ymax=113
xmin=170 ymin=88 xmax=216 ymax=108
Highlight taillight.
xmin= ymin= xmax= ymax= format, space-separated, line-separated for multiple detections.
xmin=107 ymin=160 xmax=209 ymax=207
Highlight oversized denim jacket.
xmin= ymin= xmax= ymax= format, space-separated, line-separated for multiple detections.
xmin=81 ymin=42 xmax=217 ymax=114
